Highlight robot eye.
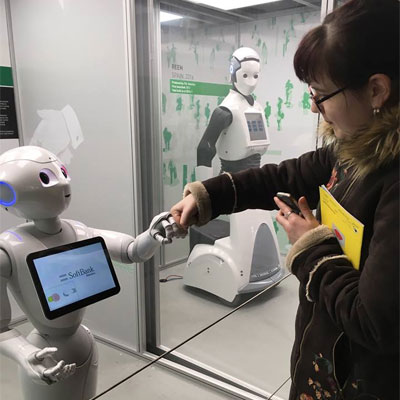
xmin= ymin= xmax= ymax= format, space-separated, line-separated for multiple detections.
xmin=243 ymin=73 xmax=248 ymax=78
xmin=39 ymin=169 xmax=59 ymax=187
xmin=254 ymin=74 xmax=259 ymax=79
xmin=61 ymin=165 xmax=68 ymax=178
xmin=40 ymin=172 xmax=50 ymax=184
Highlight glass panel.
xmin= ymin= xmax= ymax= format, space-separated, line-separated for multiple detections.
xmin=158 ymin=0 xmax=322 ymax=397
xmin=161 ymin=0 xmax=321 ymax=264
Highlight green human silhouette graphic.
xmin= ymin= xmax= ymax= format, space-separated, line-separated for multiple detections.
xmin=204 ymin=103 xmax=211 ymax=125
xmin=167 ymin=160 xmax=178 ymax=186
xmin=283 ymin=29 xmax=290 ymax=57
xmin=257 ymin=38 xmax=262 ymax=48
xmin=276 ymin=97 xmax=285 ymax=131
xmin=264 ymin=101 xmax=272 ymax=127
xmin=268 ymin=17 xmax=276 ymax=29
xmin=251 ymin=24 xmax=259 ymax=39
xmin=210 ymin=48 xmax=215 ymax=68
xmin=300 ymin=90 xmax=312 ymax=113
xmin=189 ymin=94 xmax=195 ymax=110
xmin=289 ymin=18 xmax=296 ymax=38
xmin=176 ymin=96 xmax=184 ymax=112
xmin=219 ymin=28 xmax=226 ymax=43
xmin=190 ymin=44 xmax=199 ymax=65
xmin=262 ymin=42 xmax=268 ymax=64
xmin=182 ymin=164 xmax=188 ymax=189
xmin=163 ymin=127 xmax=172 ymax=152
xmin=166 ymin=43 xmax=177 ymax=68
xmin=162 ymin=93 xmax=167 ymax=114
xmin=191 ymin=167 xmax=196 ymax=182
xmin=194 ymin=99 xmax=201 ymax=129
xmin=285 ymin=79 xmax=294 ymax=108
xmin=171 ymin=43 xmax=176 ymax=63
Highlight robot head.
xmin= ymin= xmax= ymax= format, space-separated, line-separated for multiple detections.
xmin=0 ymin=146 xmax=71 ymax=220
xmin=229 ymin=47 xmax=260 ymax=96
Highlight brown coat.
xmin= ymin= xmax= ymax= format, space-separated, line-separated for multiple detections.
xmin=185 ymin=106 xmax=399 ymax=400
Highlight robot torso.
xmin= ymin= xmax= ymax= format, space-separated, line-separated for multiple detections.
xmin=0 ymin=219 xmax=93 ymax=336
xmin=216 ymin=90 xmax=270 ymax=161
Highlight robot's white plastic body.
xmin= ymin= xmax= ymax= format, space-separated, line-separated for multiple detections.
xmin=186 ymin=47 xmax=284 ymax=303
xmin=216 ymin=90 xmax=269 ymax=160
xmin=0 ymin=146 xmax=175 ymax=399
xmin=185 ymin=210 xmax=284 ymax=303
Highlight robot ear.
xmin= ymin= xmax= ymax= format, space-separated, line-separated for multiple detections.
xmin=229 ymin=57 xmax=241 ymax=83
xmin=0 ymin=182 xmax=17 ymax=207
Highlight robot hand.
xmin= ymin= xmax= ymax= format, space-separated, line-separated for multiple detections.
xmin=149 ymin=211 xmax=187 ymax=244
xmin=128 ymin=212 xmax=187 ymax=262
xmin=26 ymin=347 xmax=76 ymax=385
xmin=0 ymin=332 xmax=76 ymax=385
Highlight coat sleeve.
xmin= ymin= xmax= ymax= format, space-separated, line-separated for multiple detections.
xmin=202 ymin=145 xmax=336 ymax=220
xmin=287 ymin=180 xmax=399 ymax=353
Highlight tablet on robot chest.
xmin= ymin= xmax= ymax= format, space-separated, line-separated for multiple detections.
xmin=26 ymin=237 xmax=120 ymax=320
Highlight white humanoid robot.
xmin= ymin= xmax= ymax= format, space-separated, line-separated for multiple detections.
xmin=185 ymin=47 xmax=284 ymax=304
xmin=0 ymin=146 xmax=182 ymax=400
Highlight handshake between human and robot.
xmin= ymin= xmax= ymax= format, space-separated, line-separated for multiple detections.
xmin=0 ymin=146 xmax=186 ymax=400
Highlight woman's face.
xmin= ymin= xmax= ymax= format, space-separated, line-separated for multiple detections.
xmin=309 ymin=78 xmax=372 ymax=139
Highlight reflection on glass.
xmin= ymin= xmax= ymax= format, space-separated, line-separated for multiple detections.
xmin=159 ymin=0 xmax=322 ymax=398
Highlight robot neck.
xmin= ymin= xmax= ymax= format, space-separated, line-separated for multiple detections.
xmin=33 ymin=217 xmax=62 ymax=234
xmin=232 ymin=86 xmax=255 ymax=106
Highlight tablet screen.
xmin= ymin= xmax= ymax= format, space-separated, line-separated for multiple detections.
xmin=27 ymin=237 xmax=120 ymax=319
xmin=245 ymin=112 xmax=267 ymax=141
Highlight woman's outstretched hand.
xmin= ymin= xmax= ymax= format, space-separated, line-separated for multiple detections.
xmin=274 ymin=196 xmax=320 ymax=244
xmin=170 ymin=194 xmax=198 ymax=230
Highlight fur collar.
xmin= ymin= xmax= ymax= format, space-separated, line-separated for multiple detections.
xmin=320 ymin=105 xmax=399 ymax=180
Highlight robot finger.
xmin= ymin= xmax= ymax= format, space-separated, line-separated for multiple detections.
xmin=60 ymin=363 xmax=76 ymax=379
xmin=160 ymin=219 xmax=174 ymax=239
xmin=154 ymin=232 xmax=165 ymax=243
xmin=162 ymin=236 xmax=172 ymax=245
xmin=43 ymin=360 xmax=66 ymax=382
xmin=169 ymin=220 xmax=188 ymax=238
xmin=35 ymin=347 xmax=58 ymax=361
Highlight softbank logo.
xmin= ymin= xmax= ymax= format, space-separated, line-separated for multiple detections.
xmin=68 ymin=266 xmax=96 ymax=278
xmin=58 ymin=266 xmax=96 ymax=283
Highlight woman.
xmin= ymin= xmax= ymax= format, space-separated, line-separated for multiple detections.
xmin=170 ymin=0 xmax=399 ymax=398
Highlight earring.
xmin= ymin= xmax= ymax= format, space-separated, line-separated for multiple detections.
xmin=373 ymin=108 xmax=381 ymax=116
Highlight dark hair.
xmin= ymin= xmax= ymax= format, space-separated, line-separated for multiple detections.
xmin=294 ymin=0 xmax=399 ymax=104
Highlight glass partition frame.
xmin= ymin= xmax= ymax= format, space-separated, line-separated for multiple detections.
xmin=135 ymin=0 xmax=337 ymax=399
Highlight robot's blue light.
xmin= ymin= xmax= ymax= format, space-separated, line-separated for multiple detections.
xmin=0 ymin=182 xmax=17 ymax=207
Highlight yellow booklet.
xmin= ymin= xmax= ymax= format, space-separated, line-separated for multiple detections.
xmin=319 ymin=185 xmax=364 ymax=269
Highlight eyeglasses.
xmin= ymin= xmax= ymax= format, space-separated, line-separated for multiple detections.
xmin=309 ymin=85 xmax=346 ymax=112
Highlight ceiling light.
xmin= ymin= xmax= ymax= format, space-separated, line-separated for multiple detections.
xmin=160 ymin=11 xmax=184 ymax=23
xmin=188 ymin=0 xmax=281 ymax=11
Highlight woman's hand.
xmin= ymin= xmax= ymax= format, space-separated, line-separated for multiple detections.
xmin=274 ymin=196 xmax=320 ymax=244
xmin=170 ymin=194 xmax=198 ymax=230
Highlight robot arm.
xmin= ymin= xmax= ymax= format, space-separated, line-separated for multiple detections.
xmin=90 ymin=212 xmax=186 ymax=264
xmin=197 ymin=106 xmax=233 ymax=168
xmin=0 ymin=248 xmax=76 ymax=385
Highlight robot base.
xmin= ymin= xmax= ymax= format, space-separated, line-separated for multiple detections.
xmin=184 ymin=210 xmax=285 ymax=305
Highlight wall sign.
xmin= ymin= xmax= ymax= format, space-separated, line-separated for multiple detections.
xmin=0 ymin=66 xmax=18 ymax=139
